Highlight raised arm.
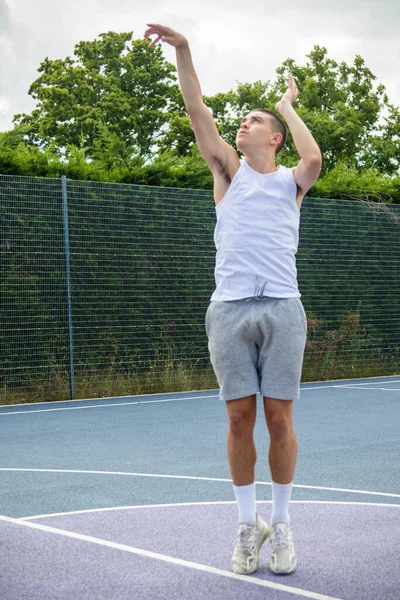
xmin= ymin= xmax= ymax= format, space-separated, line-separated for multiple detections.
xmin=275 ymin=75 xmax=322 ymax=199
xmin=143 ymin=24 xmax=238 ymax=177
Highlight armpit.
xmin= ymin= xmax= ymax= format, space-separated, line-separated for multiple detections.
xmin=214 ymin=156 xmax=231 ymax=185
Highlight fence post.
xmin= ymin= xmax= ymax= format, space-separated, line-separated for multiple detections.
xmin=61 ymin=176 xmax=75 ymax=400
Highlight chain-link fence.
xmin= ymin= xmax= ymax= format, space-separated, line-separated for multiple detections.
xmin=1 ymin=174 xmax=399 ymax=403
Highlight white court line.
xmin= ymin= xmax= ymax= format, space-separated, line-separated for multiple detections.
xmin=334 ymin=379 xmax=400 ymax=387
xmin=1 ymin=378 xmax=400 ymax=416
xmin=0 ymin=389 xmax=221 ymax=408
xmin=21 ymin=500 xmax=400 ymax=521
xmin=0 ymin=393 xmax=219 ymax=416
xmin=0 ymin=381 xmax=400 ymax=417
xmin=302 ymin=382 xmax=400 ymax=392
xmin=3 ymin=376 xmax=398 ymax=410
xmin=333 ymin=386 xmax=400 ymax=392
xmin=1 ymin=468 xmax=399 ymax=499
xmin=0 ymin=513 xmax=342 ymax=600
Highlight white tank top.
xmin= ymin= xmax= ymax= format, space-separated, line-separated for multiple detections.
xmin=211 ymin=159 xmax=301 ymax=301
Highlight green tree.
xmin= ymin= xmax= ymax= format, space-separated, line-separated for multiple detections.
xmin=4 ymin=38 xmax=400 ymax=199
xmin=272 ymin=49 xmax=391 ymax=173
xmin=312 ymin=161 xmax=399 ymax=202
xmin=362 ymin=103 xmax=400 ymax=175
xmin=192 ymin=47 xmax=397 ymax=178
xmin=13 ymin=31 xmax=182 ymax=159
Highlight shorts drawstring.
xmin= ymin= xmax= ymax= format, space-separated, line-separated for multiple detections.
xmin=253 ymin=276 xmax=268 ymax=301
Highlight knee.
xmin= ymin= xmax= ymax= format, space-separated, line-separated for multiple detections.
xmin=267 ymin=413 xmax=293 ymax=441
xmin=228 ymin=410 xmax=254 ymax=438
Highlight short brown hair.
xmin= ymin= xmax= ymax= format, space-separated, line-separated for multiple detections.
xmin=250 ymin=109 xmax=287 ymax=154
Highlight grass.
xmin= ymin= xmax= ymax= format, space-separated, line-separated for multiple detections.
xmin=0 ymin=356 xmax=399 ymax=406
xmin=0 ymin=363 xmax=219 ymax=405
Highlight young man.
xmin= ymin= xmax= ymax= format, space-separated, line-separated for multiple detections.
xmin=144 ymin=24 xmax=322 ymax=575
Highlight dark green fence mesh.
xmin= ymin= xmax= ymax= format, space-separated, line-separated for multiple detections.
xmin=297 ymin=199 xmax=400 ymax=381
xmin=0 ymin=176 xmax=68 ymax=401
xmin=1 ymin=174 xmax=399 ymax=403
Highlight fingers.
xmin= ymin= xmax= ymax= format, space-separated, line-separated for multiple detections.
xmin=143 ymin=23 xmax=170 ymax=47
xmin=288 ymin=73 xmax=298 ymax=92
xmin=150 ymin=36 xmax=162 ymax=48
xmin=143 ymin=24 xmax=165 ymax=46
xmin=287 ymin=73 xmax=298 ymax=103
xmin=144 ymin=23 xmax=165 ymax=34
xmin=143 ymin=24 xmax=186 ymax=49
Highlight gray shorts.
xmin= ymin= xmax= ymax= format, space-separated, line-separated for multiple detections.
xmin=205 ymin=297 xmax=307 ymax=402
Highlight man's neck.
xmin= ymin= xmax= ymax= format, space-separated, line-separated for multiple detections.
xmin=244 ymin=154 xmax=277 ymax=174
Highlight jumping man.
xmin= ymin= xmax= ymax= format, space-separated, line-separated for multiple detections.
xmin=144 ymin=23 xmax=322 ymax=575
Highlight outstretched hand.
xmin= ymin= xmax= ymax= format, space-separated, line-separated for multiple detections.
xmin=143 ymin=24 xmax=187 ymax=48
xmin=275 ymin=74 xmax=299 ymax=114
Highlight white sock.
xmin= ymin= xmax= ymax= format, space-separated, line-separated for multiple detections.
xmin=271 ymin=481 xmax=293 ymax=524
xmin=233 ymin=483 xmax=256 ymax=525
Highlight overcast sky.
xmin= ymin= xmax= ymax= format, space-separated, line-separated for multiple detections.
xmin=0 ymin=0 xmax=399 ymax=132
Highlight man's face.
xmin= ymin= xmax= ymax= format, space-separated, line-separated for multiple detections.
xmin=236 ymin=111 xmax=278 ymax=153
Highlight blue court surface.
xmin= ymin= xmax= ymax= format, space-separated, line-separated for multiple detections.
xmin=1 ymin=375 xmax=399 ymax=599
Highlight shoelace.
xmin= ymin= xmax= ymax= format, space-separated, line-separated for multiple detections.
xmin=237 ymin=524 xmax=257 ymax=552
xmin=271 ymin=524 xmax=290 ymax=550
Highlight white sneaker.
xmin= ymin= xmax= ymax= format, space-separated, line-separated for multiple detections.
xmin=269 ymin=521 xmax=297 ymax=574
xmin=232 ymin=513 xmax=270 ymax=574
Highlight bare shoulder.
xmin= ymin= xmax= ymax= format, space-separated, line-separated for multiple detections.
xmin=212 ymin=141 xmax=240 ymax=205
xmin=291 ymin=156 xmax=322 ymax=210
